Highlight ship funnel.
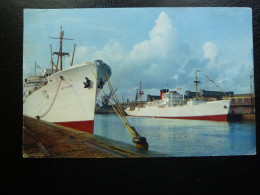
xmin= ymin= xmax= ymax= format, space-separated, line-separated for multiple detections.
xmin=160 ymin=89 xmax=169 ymax=100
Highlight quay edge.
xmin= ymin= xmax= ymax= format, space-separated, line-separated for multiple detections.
xmin=23 ymin=115 xmax=167 ymax=158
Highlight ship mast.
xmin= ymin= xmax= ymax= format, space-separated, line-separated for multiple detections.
xmin=71 ymin=44 xmax=76 ymax=66
xmin=194 ymin=69 xmax=201 ymax=99
xmin=50 ymin=45 xmax=53 ymax=73
xmin=138 ymin=81 xmax=144 ymax=106
xmin=139 ymin=81 xmax=142 ymax=103
xmin=135 ymin=89 xmax=138 ymax=101
xmin=34 ymin=61 xmax=37 ymax=76
xmin=49 ymin=26 xmax=73 ymax=71
xmin=34 ymin=61 xmax=40 ymax=76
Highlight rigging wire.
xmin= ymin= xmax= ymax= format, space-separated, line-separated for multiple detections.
xmin=197 ymin=70 xmax=226 ymax=93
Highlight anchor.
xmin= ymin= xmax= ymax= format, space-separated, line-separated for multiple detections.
xmin=83 ymin=77 xmax=91 ymax=88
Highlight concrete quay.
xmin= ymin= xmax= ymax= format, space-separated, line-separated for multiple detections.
xmin=23 ymin=116 xmax=166 ymax=158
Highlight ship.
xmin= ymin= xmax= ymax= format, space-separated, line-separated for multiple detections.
xmin=124 ymin=70 xmax=231 ymax=122
xmin=23 ymin=26 xmax=112 ymax=133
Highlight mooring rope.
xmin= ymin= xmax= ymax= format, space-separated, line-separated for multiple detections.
xmin=39 ymin=78 xmax=62 ymax=118
xmin=103 ymin=66 xmax=137 ymax=137
xmin=90 ymin=65 xmax=138 ymax=138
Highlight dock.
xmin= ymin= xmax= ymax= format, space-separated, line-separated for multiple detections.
xmin=23 ymin=116 xmax=166 ymax=158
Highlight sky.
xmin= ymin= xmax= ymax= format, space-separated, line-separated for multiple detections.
xmin=23 ymin=7 xmax=254 ymax=102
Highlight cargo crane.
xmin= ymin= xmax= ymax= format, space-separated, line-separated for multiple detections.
xmin=135 ymin=82 xmax=144 ymax=102
xmin=250 ymin=67 xmax=255 ymax=113
xmin=101 ymin=89 xmax=117 ymax=108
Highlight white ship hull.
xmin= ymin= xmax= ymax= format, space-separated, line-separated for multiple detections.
xmin=23 ymin=61 xmax=111 ymax=133
xmin=125 ymin=99 xmax=231 ymax=121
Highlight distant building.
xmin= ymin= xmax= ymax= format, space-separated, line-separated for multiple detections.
xmin=185 ymin=90 xmax=234 ymax=98
xmin=185 ymin=91 xmax=197 ymax=98
xmin=199 ymin=90 xmax=234 ymax=97
xmin=147 ymin=95 xmax=160 ymax=101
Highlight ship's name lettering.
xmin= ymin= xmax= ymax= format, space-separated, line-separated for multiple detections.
xmin=61 ymin=84 xmax=73 ymax=90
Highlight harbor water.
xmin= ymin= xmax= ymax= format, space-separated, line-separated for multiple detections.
xmin=94 ymin=114 xmax=256 ymax=157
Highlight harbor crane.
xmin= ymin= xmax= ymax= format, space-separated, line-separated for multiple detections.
xmin=101 ymin=89 xmax=118 ymax=108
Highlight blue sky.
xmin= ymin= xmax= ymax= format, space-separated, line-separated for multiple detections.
xmin=23 ymin=8 xmax=254 ymax=101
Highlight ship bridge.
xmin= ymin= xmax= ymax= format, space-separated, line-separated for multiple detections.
xmin=162 ymin=92 xmax=184 ymax=106
xmin=41 ymin=69 xmax=58 ymax=77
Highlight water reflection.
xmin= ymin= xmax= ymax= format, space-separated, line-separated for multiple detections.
xmin=94 ymin=115 xmax=256 ymax=157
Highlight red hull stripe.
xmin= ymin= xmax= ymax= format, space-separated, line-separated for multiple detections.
xmin=54 ymin=120 xmax=94 ymax=134
xmin=127 ymin=114 xmax=228 ymax=122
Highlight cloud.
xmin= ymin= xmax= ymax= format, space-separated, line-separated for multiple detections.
xmin=203 ymin=42 xmax=220 ymax=67
xmin=199 ymin=40 xmax=252 ymax=93
xmin=59 ymin=11 xmax=252 ymax=101
xmin=170 ymin=74 xmax=179 ymax=81
xmin=71 ymin=11 xmax=182 ymax=100
xmin=71 ymin=40 xmax=126 ymax=66
xmin=130 ymin=11 xmax=177 ymax=62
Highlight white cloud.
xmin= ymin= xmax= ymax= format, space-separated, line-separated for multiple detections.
xmin=203 ymin=42 xmax=220 ymax=67
xmin=69 ymin=11 xmax=182 ymax=101
xmin=143 ymin=63 xmax=160 ymax=77
xmin=170 ymin=74 xmax=179 ymax=81
xmin=72 ymin=40 xmax=126 ymax=65
xmin=130 ymin=11 xmax=177 ymax=62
